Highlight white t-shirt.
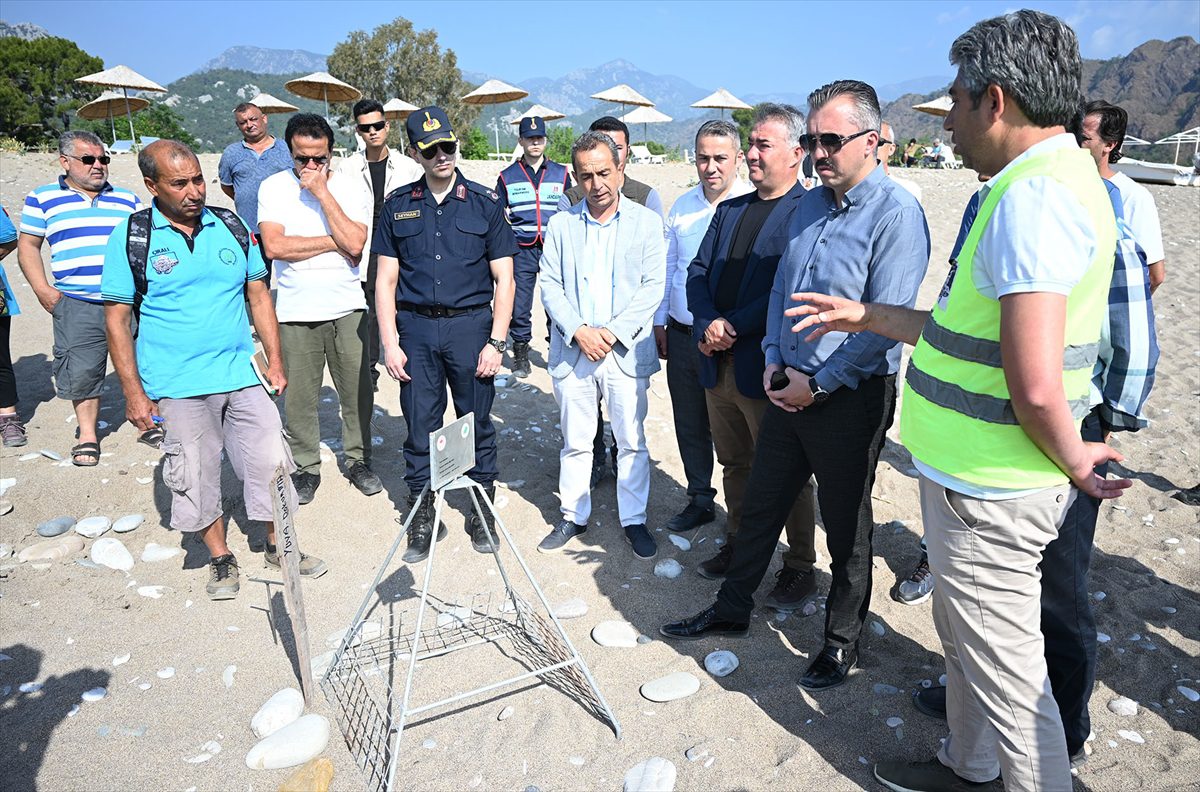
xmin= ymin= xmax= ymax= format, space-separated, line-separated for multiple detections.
xmin=915 ymin=134 xmax=1101 ymax=500
xmin=258 ymin=168 xmax=370 ymax=323
xmin=1109 ymin=171 xmax=1165 ymax=265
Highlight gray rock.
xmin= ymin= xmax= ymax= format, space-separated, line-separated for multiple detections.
xmin=653 ymin=559 xmax=683 ymax=579
xmin=1176 ymin=685 xmax=1198 ymax=703
xmin=873 ymin=684 xmax=900 ymax=695
xmin=640 ymin=671 xmax=700 ymax=702
xmin=554 ymin=598 xmax=588 ymax=619
xmin=703 ymin=650 xmax=739 ymax=678
xmin=1107 ymin=696 xmax=1138 ymax=717
xmin=592 ymin=620 xmax=640 ymax=648
xmin=40 ymin=449 xmax=63 ymax=461
xmin=886 ymin=716 xmax=904 ymax=728
xmin=37 ymin=516 xmax=76 ymax=537
xmin=667 ymin=535 xmax=691 ymax=551
xmin=623 ymin=757 xmax=676 ymax=792
xmin=112 ymin=514 xmax=144 ymax=533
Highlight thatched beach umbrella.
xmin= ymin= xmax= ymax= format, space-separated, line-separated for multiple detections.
xmin=590 ymin=84 xmax=654 ymax=113
xmin=912 ymin=96 xmax=953 ymax=117
xmin=382 ymin=98 xmax=419 ymax=121
xmin=284 ymin=72 xmax=362 ymax=118
xmin=75 ymin=64 xmax=167 ymax=150
xmin=691 ymin=87 xmax=752 ymax=118
xmin=247 ymin=92 xmax=299 ymax=115
xmin=620 ymin=105 xmax=672 ymax=142
xmin=510 ymin=103 xmax=566 ymax=125
xmin=462 ymin=79 xmax=530 ymax=155
xmin=76 ymin=90 xmax=150 ymax=145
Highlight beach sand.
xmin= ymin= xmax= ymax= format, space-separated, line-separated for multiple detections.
xmin=0 ymin=152 xmax=1197 ymax=791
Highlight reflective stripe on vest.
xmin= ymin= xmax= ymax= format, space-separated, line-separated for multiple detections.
xmin=500 ymin=160 xmax=568 ymax=245
xmin=899 ymin=146 xmax=1116 ymax=490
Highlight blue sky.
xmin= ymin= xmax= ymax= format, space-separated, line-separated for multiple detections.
xmin=7 ymin=0 xmax=1198 ymax=91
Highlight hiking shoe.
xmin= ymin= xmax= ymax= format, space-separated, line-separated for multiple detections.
xmin=511 ymin=341 xmax=531 ymax=378
xmin=207 ymin=554 xmax=240 ymax=600
xmin=538 ymin=519 xmax=587 ymax=553
xmin=763 ymin=567 xmax=817 ymax=611
xmin=624 ymin=523 xmax=657 ymax=559
xmin=470 ymin=485 xmax=500 ymax=553
xmin=293 ymin=472 xmax=320 ymax=505
xmin=0 ymin=414 xmax=27 ymax=447
xmin=347 ymin=461 xmax=383 ymax=496
xmin=914 ymin=685 xmax=948 ymax=720
xmin=665 ymin=503 xmax=715 ymax=532
xmin=897 ymin=552 xmax=935 ymax=605
xmin=402 ymin=495 xmax=446 ymax=563
xmin=873 ymin=758 xmax=1001 ymax=791
xmin=265 ymin=544 xmax=328 ymax=578
xmin=697 ymin=540 xmax=734 ymax=580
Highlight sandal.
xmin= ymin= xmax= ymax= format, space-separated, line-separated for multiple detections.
xmin=71 ymin=441 xmax=101 ymax=467
xmin=138 ymin=426 xmax=165 ymax=449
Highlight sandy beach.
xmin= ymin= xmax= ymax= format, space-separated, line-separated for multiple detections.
xmin=0 ymin=151 xmax=1197 ymax=792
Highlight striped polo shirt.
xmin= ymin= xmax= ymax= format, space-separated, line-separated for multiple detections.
xmin=20 ymin=175 xmax=142 ymax=303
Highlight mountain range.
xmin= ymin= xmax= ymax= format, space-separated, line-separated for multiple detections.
xmin=0 ymin=20 xmax=48 ymax=40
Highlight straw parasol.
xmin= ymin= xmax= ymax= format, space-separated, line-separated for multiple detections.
xmin=590 ymin=84 xmax=654 ymax=113
xmin=912 ymin=95 xmax=953 ymax=117
xmin=284 ymin=71 xmax=362 ymax=118
xmin=691 ymin=87 xmax=752 ymax=118
xmin=1153 ymin=126 xmax=1200 ymax=165
xmin=76 ymin=90 xmax=150 ymax=145
xmin=75 ymin=64 xmax=167 ymax=150
xmin=462 ymin=79 xmax=530 ymax=155
xmin=247 ymin=92 xmax=299 ymax=115
xmin=620 ymin=105 xmax=673 ymax=142
xmin=382 ymin=98 xmax=419 ymax=121
xmin=510 ymin=103 xmax=566 ymax=125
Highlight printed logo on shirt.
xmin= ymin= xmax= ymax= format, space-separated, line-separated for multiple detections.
xmin=394 ymin=210 xmax=420 ymax=220
xmin=151 ymin=251 xmax=180 ymax=275
xmin=219 ymin=248 xmax=237 ymax=265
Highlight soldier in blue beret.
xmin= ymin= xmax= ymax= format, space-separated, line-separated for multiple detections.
xmin=374 ymin=106 xmax=518 ymax=562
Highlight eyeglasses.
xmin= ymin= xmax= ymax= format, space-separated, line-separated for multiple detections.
xmin=798 ymin=129 xmax=873 ymax=154
xmin=357 ymin=121 xmax=387 ymax=133
xmin=293 ymin=155 xmax=329 ymax=166
xmin=879 ymin=138 xmax=894 ymax=146
xmin=419 ymin=141 xmax=457 ymax=160
xmin=66 ymin=153 xmax=111 ymax=166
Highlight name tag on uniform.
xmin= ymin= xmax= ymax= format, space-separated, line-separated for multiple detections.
xmin=394 ymin=210 xmax=420 ymax=220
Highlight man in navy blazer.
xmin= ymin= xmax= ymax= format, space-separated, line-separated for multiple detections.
xmin=537 ymin=131 xmax=667 ymax=558
xmin=684 ymin=103 xmax=818 ymax=608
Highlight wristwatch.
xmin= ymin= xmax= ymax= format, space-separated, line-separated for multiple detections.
xmin=487 ymin=337 xmax=507 ymax=353
xmin=809 ymin=377 xmax=831 ymax=405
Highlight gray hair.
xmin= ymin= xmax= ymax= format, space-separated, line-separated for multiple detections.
xmin=570 ymin=130 xmax=620 ymax=169
xmin=807 ymin=80 xmax=881 ymax=135
xmin=138 ymin=139 xmax=199 ymax=182
xmin=59 ymin=130 xmax=105 ymax=156
xmin=949 ymin=9 xmax=1082 ymax=128
xmin=750 ymin=103 xmax=804 ymax=147
xmin=695 ymin=119 xmax=741 ymax=150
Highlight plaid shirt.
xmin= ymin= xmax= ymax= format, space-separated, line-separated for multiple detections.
xmin=1092 ymin=179 xmax=1159 ymax=431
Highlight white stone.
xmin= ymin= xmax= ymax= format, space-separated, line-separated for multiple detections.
xmin=1096 ymin=632 xmax=1111 ymax=643
xmin=873 ymin=684 xmax=900 ymax=695
xmin=554 ymin=598 xmax=588 ymax=619
xmin=19 ymin=682 xmax=43 ymax=693
xmin=436 ymin=606 xmax=472 ymax=628
xmin=704 ymin=650 xmax=739 ymax=678
xmin=497 ymin=705 xmax=514 ymax=721
xmin=640 ymin=671 xmax=700 ymax=702
xmin=113 ymin=514 xmax=144 ymax=533
xmin=623 ymin=757 xmax=676 ymax=792
xmin=74 ymin=516 xmax=112 ymax=538
xmin=569 ymin=756 xmax=585 ymax=767
xmin=1108 ymin=696 xmax=1138 ymax=716
xmin=653 ymin=559 xmax=683 ymax=579
xmin=592 ymin=620 xmax=641 ymax=648
xmin=157 ymin=667 xmax=175 ymax=679
xmin=0 ymin=543 xmax=11 ymax=559
xmin=36 ymin=516 xmax=75 ymax=537
xmin=1093 ymin=591 xmax=1106 ymax=601
xmin=245 ymin=714 xmax=330 ymax=770
xmin=19 ymin=452 xmax=40 ymax=461
xmin=886 ymin=717 xmax=904 ymax=728
xmin=0 ymin=478 xmax=15 ymax=496
xmin=137 ymin=585 xmax=167 ymax=599
xmin=251 ymin=687 xmax=304 ymax=738
xmin=667 ymin=535 xmax=691 ymax=551
xmin=113 ymin=654 xmax=130 ymax=666
xmin=19 ymin=534 xmax=84 ymax=563
xmin=81 ymin=687 xmax=107 ymax=702
xmin=90 ymin=537 xmax=134 ymax=571
xmin=40 ymin=449 xmax=63 ymax=461
xmin=185 ymin=740 xmax=222 ymax=764
xmin=141 ymin=543 xmax=181 ymax=563
xmin=1177 ymin=685 xmax=1199 ymax=703
xmin=136 ymin=477 xmax=152 ymax=485
xmin=310 ymin=650 xmax=335 ymax=678
xmin=138 ymin=682 xmax=152 ymax=691
xmin=1118 ymin=729 xmax=1145 ymax=744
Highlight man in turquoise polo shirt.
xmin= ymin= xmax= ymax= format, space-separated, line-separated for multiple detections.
xmin=103 ymin=140 xmax=327 ymax=601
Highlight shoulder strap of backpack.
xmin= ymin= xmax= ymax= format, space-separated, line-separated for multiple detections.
xmin=124 ymin=208 xmax=154 ymax=316
xmin=207 ymin=205 xmax=251 ymax=259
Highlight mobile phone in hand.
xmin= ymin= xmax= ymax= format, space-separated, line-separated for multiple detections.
xmin=769 ymin=370 xmax=790 ymax=391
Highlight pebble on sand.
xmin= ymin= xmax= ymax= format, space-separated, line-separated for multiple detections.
xmin=185 ymin=740 xmax=222 ymax=764
xmin=623 ymin=757 xmax=677 ymax=792
xmin=90 ymin=537 xmax=134 ymax=572
xmin=36 ymin=516 xmax=76 ymax=538
xmin=886 ymin=717 xmax=904 ymax=728
xmin=141 ymin=543 xmax=182 ymax=563
xmin=553 ymin=598 xmax=589 ymax=619
xmin=222 ymin=665 xmax=237 ymax=688
xmin=279 ymin=758 xmax=334 ymax=792
xmin=251 ymin=687 xmax=304 ymax=739
xmin=870 ymin=621 xmax=886 ymax=637
xmin=497 ymin=705 xmax=514 ymax=721
xmin=592 ymin=621 xmax=641 ymax=648
xmin=112 ymin=514 xmax=144 ymax=533
xmin=703 ymin=650 xmax=739 ymax=678
xmin=81 ymin=687 xmax=107 ymax=702
xmin=653 ymin=559 xmax=683 ymax=579
xmin=137 ymin=585 xmax=167 ymax=599
xmin=1107 ymin=697 xmax=1138 ymax=717
xmin=1177 ymin=685 xmax=1199 ymax=703
xmin=113 ymin=654 xmax=130 ymax=666
xmin=1118 ymin=729 xmax=1145 ymax=744
xmin=667 ymin=535 xmax=691 ymax=551
xmin=74 ymin=516 xmax=112 ymax=539
xmin=19 ymin=534 xmax=84 ymax=563
xmin=157 ymin=667 xmax=175 ymax=679
xmin=640 ymin=672 xmax=700 ymax=702
xmin=245 ymin=714 xmax=330 ymax=770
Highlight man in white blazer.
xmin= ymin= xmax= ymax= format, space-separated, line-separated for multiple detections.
xmin=537 ymin=131 xmax=666 ymax=558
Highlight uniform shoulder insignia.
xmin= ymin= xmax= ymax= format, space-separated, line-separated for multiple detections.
xmin=465 ymin=179 xmax=500 ymax=203
xmin=383 ymin=186 xmax=406 ymax=203
xmin=411 ymin=185 xmax=424 ymax=199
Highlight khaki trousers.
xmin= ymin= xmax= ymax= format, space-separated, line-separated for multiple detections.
xmin=706 ymin=356 xmax=816 ymax=571
xmin=921 ymin=475 xmax=1075 ymax=792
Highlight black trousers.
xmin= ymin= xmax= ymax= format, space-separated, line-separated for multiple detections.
xmin=0 ymin=316 xmax=14 ymax=407
xmin=716 ymin=374 xmax=896 ymax=649
xmin=363 ymin=253 xmax=381 ymax=384
xmin=1041 ymin=409 xmax=1106 ymax=757
xmin=665 ymin=323 xmax=716 ymax=508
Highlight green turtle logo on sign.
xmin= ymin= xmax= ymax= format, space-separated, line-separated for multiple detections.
xmin=461 ymin=424 xmax=470 ymax=438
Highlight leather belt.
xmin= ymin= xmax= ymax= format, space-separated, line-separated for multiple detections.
xmin=400 ymin=302 xmax=488 ymax=318
xmin=667 ymin=317 xmax=692 ymax=335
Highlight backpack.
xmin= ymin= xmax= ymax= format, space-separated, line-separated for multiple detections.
xmin=124 ymin=205 xmax=250 ymax=316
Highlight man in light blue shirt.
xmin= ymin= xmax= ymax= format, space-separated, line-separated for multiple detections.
xmin=538 ymin=132 xmax=666 ymax=559
xmin=218 ymin=102 xmax=292 ymax=232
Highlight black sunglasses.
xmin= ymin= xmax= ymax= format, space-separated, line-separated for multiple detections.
xmin=66 ymin=153 xmax=111 ymax=166
xmin=798 ymin=129 xmax=873 ymax=154
xmin=357 ymin=121 xmax=387 ymax=133
xmin=419 ymin=141 xmax=457 ymax=159
xmin=293 ymin=155 xmax=329 ymax=166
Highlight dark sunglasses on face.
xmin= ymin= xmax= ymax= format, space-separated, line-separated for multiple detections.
xmin=798 ymin=129 xmax=873 ymax=154
xmin=357 ymin=121 xmax=387 ymax=133
xmin=419 ymin=141 xmax=457 ymax=160
xmin=294 ymin=155 xmax=329 ymax=166
xmin=67 ymin=153 xmax=111 ymax=166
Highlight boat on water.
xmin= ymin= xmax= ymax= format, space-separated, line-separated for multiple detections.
xmin=1112 ymin=157 xmax=1199 ymax=187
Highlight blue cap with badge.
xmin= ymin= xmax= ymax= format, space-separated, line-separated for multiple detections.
xmin=518 ymin=116 xmax=546 ymax=139
xmin=407 ymin=106 xmax=457 ymax=151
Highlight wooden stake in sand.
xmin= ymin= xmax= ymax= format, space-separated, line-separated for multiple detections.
xmin=270 ymin=463 xmax=315 ymax=705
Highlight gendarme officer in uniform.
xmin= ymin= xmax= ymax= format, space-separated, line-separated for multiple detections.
xmin=374 ymin=106 xmax=517 ymax=563
xmin=496 ymin=116 xmax=572 ymax=378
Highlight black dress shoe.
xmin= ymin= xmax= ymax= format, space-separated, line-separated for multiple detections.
xmin=798 ymin=644 xmax=857 ymax=691
xmin=914 ymin=684 xmax=947 ymax=720
xmin=659 ymin=604 xmax=749 ymax=641
xmin=292 ymin=472 xmax=320 ymax=505
xmin=665 ymin=503 xmax=715 ymax=532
